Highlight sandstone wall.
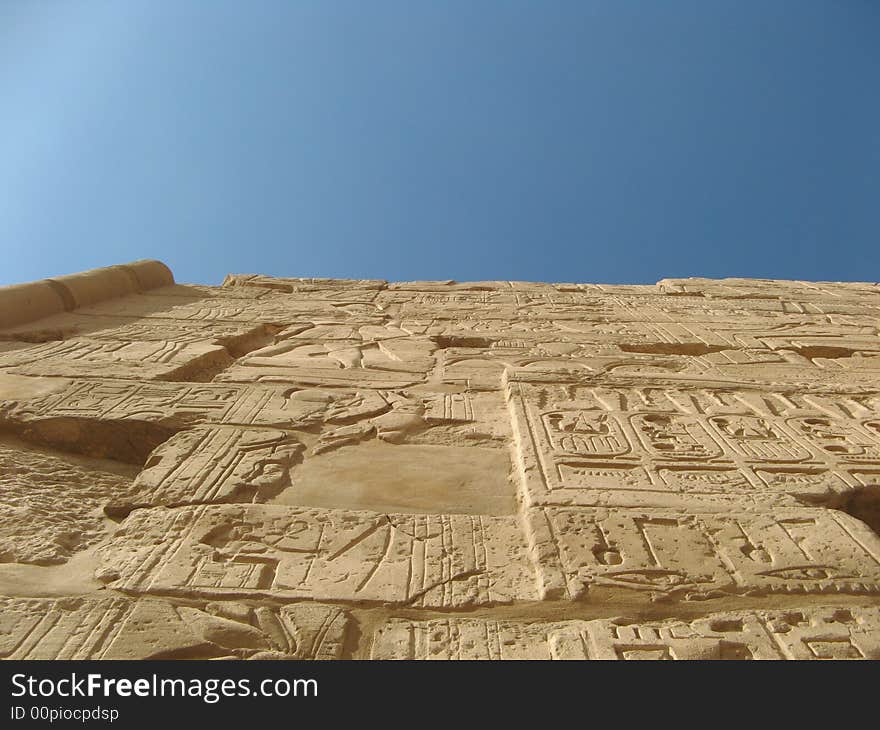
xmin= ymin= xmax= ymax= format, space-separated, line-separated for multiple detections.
xmin=1 ymin=262 xmax=879 ymax=659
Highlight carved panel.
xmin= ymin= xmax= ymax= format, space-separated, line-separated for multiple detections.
xmin=0 ymin=597 xmax=348 ymax=659
xmin=523 ymin=506 xmax=880 ymax=600
xmin=370 ymin=607 xmax=880 ymax=660
xmin=99 ymin=504 xmax=535 ymax=608
xmin=507 ymin=371 xmax=880 ymax=509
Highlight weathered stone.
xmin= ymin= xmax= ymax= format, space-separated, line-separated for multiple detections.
xmin=0 ymin=596 xmax=349 ymax=659
xmin=1 ymin=261 xmax=879 ymax=659
xmin=371 ymin=605 xmax=880 ymax=659
xmin=98 ymin=504 xmax=535 ymax=608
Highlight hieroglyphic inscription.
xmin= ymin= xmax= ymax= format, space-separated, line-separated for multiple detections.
xmin=507 ymin=370 xmax=880 ymax=510
xmin=99 ymin=504 xmax=535 ymax=608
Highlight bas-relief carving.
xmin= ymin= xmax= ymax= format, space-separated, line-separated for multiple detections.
xmin=0 ymin=597 xmax=349 ymax=659
xmin=98 ymin=504 xmax=535 ymax=608
xmin=371 ymin=606 xmax=880 ymax=659
xmin=105 ymin=428 xmax=304 ymax=515
xmin=0 ymin=338 xmax=233 ymax=381
xmin=0 ymin=379 xmax=389 ymax=432
xmin=1 ymin=262 xmax=879 ymax=659
xmin=214 ymin=332 xmax=437 ymax=388
xmin=506 ymin=371 xmax=880 ymax=510
xmin=0 ymin=313 xmax=275 ymax=349
xmin=524 ymin=506 xmax=880 ymax=601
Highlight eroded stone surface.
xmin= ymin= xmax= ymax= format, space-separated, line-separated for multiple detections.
xmin=0 ymin=596 xmax=349 ymax=659
xmin=370 ymin=605 xmax=880 ymax=659
xmin=106 ymin=427 xmax=304 ymax=515
xmin=98 ymin=504 xmax=535 ymax=607
xmin=1 ymin=262 xmax=880 ymax=659
xmin=523 ymin=506 xmax=880 ymax=601
xmin=0 ymin=438 xmax=136 ymax=565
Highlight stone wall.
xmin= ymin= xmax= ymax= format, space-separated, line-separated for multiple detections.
xmin=1 ymin=262 xmax=878 ymax=659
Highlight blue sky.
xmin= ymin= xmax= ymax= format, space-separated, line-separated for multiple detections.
xmin=0 ymin=2 xmax=877 ymax=286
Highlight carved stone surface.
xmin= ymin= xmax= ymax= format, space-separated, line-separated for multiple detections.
xmin=371 ymin=605 xmax=880 ymax=659
xmin=98 ymin=504 xmax=534 ymax=607
xmin=0 ymin=596 xmax=349 ymax=659
xmin=1 ymin=261 xmax=879 ymax=659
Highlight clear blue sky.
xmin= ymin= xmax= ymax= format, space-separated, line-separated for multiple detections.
xmin=1 ymin=1 xmax=877 ymax=286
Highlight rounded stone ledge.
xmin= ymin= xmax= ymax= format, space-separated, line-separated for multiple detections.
xmin=0 ymin=281 xmax=68 ymax=328
xmin=48 ymin=266 xmax=138 ymax=308
xmin=119 ymin=259 xmax=175 ymax=291
xmin=0 ymin=259 xmax=175 ymax=328
xmin=47 ymin=259 xmax=175 ymax=307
